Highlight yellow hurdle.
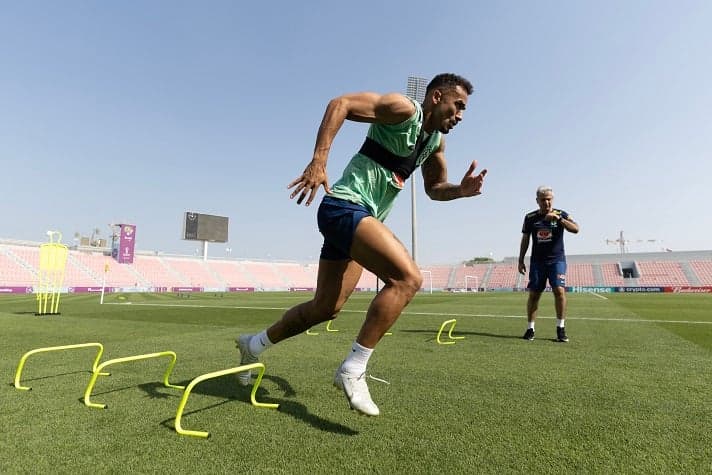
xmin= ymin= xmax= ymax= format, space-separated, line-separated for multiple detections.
xmin=307 ymin=320 xmax=343 ymax=334
xmin=14 ymin=342 xmax=107 ymax=391
xmin=37 ymin=231 xmax=68 ymax=315
xmin=436 ymin=319 xmax=465 ymax=345
xmin=83 ymin=351 xmax=185 ymax=409
xmin=174 ymin=363 xmax=279 ymax=438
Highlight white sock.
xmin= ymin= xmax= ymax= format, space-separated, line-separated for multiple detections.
xmin=528 ymin=322 xmax=535 ymax=330
xmin=340 ymin=341 xmax=373 ymax=376
xmin=557 ymin=319 xmax=565 ymax=328
xmin=248 ymin=330 xmax=273 ymax=356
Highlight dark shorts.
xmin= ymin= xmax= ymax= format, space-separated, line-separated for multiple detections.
xmin=527 ymin=261 xmax=567 ymax=291
xmin=317 ymin=196 xmax=372 ymax=260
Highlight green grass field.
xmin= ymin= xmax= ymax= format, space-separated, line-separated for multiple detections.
xmin=1 ymin=291 xmax=711 ymax=474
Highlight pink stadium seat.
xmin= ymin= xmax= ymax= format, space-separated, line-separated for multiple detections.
xmin=3 ymin=242 xmax=711 ymax=293
xmin=275 ymin=263 xmax=318 ymax=288
xmin=636 ymin=261 xmax=690 ymax=285
xmin=205 ymin=260 xmax=256 ymax=288
xmin=241 ymin=261 xmax=288 ymax=289
xmin=131 ymin=256 xmax=186 ymax=288
xmin=451 ymin=264 xmax=488 ymax=289
xmin=566 ymin=263 xmax=595 ymax=286
xmin=355 ymin=269 xmax=378 ymax=290
xmin=0 ymin=248 xmax=36 ymax=286
xmin=486 ymin=264 xmax=518 ymax=289
xmin=600 ymin=263 xmax=625 ymax=286
xmin=162 ymin=257 xmax=223 ymax=288
xmin=69 ymin=253 xmax=138 ymax=287
xmin=419 ymin=265 xmax=453 ymax=290
xmin=689 ymin=261 xmax=712 ymax=285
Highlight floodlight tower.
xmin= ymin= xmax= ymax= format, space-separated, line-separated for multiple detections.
xmin=406 ymin=76 xmax=428 ymax=263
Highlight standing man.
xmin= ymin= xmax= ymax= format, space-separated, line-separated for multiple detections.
xmin=236 ymin=73 xmax=487 ymax=416
xmin=518 ymin=185 xmax=579 ymax=342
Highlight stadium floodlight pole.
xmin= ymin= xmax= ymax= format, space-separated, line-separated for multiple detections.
xmin=406 ymin=76 xmax=428 ymax=263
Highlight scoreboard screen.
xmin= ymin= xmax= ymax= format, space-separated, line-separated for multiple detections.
xmin=183 ymin=212 xmax=228 ymax=243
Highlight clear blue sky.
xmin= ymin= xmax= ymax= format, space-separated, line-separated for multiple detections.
xmin=2 ymin=1 xmax=711 ymax=263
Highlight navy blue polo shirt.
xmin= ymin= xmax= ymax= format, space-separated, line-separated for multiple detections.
xmin=522 ymin=209 xmax=574 ymax=264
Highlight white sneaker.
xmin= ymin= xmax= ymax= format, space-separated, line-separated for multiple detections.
xmin=333 ymin=365 xmax=380 ymax=416
xmin=235 ymin=334 xmax=258 ymax=386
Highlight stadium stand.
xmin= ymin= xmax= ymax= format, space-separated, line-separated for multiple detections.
xmin=636 ymin=261 xmax=690 ymax=286
xmin=566 ymin=263 xmax=596 ymax=286
xmin=419 ymin=265 xmax=453 ymax=290
xmin=2 ymin=240 xmax=712 ymax=292
xmin=205 ymin=260 xmax=256 ymax=288
xmin=485 ymin=264 xmax=519 ymax=290
xmin=356 ymin=268 xmax=378 ymax=291
xmin=599 ymin=262 xmax=626 ymax=286
xmin=451 ymin=264 xmax=488 ymax=290
xmin=276 ymin=262 xmax=318 ymax=288
xmin=0 ymin=246 xmax=36 ymax=286
xmin=72 ymin=252 xmax=142 ymax=288
xmin=131 ymin=255 xmax=186 ymax=288
xmin=690 ymin=260 xmax=712 ymax=285
xmin=161 ymin=257 xmax=224 ymax=288
xmin=240 ymin=261 xmax=289 ymax=290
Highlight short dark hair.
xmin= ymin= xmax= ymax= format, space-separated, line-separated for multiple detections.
xmin=426 ymin=73 xmax=474 ymax=95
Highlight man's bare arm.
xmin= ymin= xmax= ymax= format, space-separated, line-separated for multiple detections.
xmin=289 ymin=92 xmax=414 ymax=206
xmin=518 ymin=234 xmax=530 ymax=274
xmin=422 ymin=140 xmax=487 ymax=201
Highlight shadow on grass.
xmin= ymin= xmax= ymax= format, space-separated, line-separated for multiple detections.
xmin=75 ymin=384 xmax=159 ymax=406
xmin=149 ymin=374 xmax=357 ymax=436
xmin=275 ymin=399 xmax=358 ymax=435
xmin=398 ymin=329 xmax=522 ymax=340
xmin=10 ymin=369 xmax=91 ymax=387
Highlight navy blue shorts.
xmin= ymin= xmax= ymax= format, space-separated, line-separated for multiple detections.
xmin=317 ymin=196 xmax=372 ymax=260
xmin=527 ymin=261 xmax=567 ymax=291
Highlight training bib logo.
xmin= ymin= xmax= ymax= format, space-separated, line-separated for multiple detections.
xmin=392 ymin=172 xmax=405 ymax=189
xmin=537 ymin=229 xmax=552 ymax=242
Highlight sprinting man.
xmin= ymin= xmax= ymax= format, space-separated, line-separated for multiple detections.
xmin=237 ymin=73 xmax=487 ymax=416
xmin=518 ymin=185 xmax=579 ymax=342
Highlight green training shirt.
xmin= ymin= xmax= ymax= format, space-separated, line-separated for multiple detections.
xmin=328 ymin=98 xmax=442 ymax=221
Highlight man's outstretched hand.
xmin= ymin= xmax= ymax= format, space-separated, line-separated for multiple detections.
xmin=288 ymin=161 xmax=331 ymax=206
xmin=460 ymin=160 xmax=487 ymax=197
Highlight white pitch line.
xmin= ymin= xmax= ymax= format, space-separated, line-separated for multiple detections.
xmin=589 ymin=292 xmax=609 ymax=300
xmin=105 ymin=301 xmax=712 ymax=325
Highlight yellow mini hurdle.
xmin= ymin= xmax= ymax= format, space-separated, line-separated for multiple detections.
xmin=174 ymin=363 xmax=279 ymax=438
xmin=14 ymin=342 xmax=107 ymax=391
xmin=307 ymin=320 xmax=338 ymax=335
xmin=436 ymin=319 xmax=465 ymax=345
xmin=83 ymin=351 xmax=185 ymax=409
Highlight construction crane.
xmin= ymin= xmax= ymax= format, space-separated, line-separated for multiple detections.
xmin=605 ymin=231 xmax=662 ymax=254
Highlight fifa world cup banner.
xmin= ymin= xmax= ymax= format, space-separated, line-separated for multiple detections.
xmin=114 ymin=224 xmax=136 ymax=264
